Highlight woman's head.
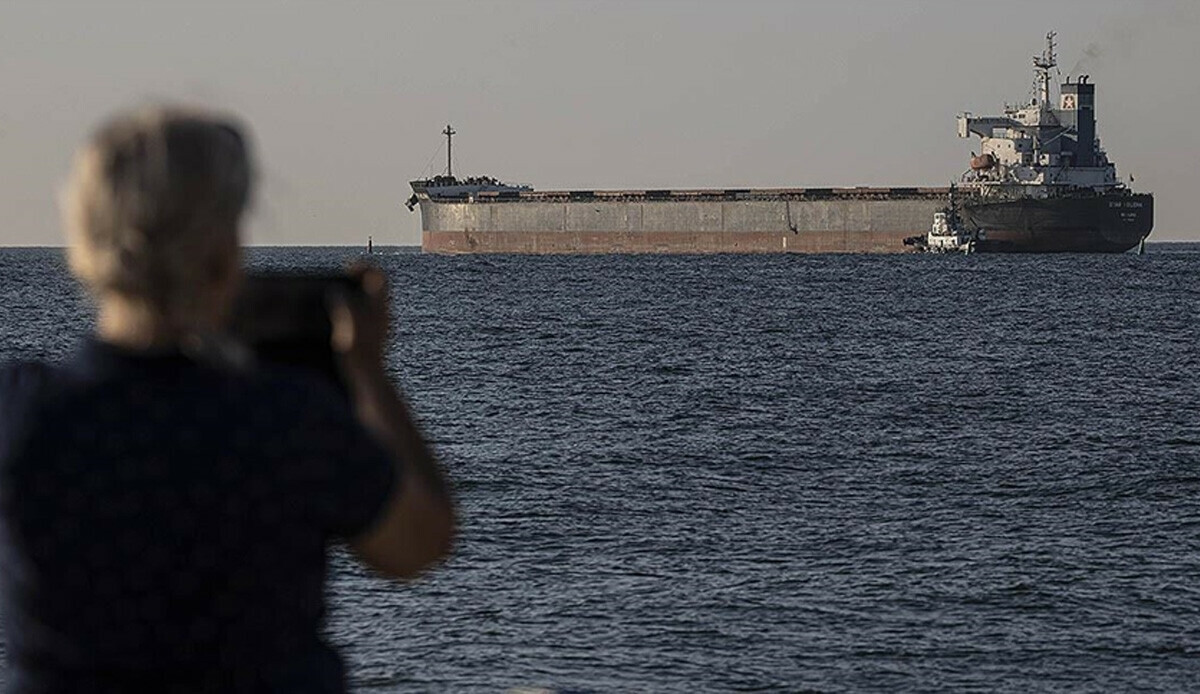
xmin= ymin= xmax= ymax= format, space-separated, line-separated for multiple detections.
xmin=64 ymin=106 xmax=254 ymax=335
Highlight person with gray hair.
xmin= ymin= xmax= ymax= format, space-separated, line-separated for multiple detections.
xmin=0 ymin=107 xmax=456 ymax=692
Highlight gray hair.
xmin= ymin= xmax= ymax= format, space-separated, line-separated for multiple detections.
xmin=63 ymin=106 xmax=254 ymax=323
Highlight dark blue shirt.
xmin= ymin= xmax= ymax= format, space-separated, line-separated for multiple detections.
xmin=0 ymin=339 xmax=397 ymax=692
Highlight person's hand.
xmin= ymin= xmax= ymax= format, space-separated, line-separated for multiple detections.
xmin=329 ymin=263 xmax=389 ymax=384
xmin=331 ymin=263 xmax=457 ymax=579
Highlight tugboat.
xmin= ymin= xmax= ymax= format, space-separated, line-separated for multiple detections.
xmin=906 ymin=185 xmax=981 ymax=253
xmin=956 ymin=32 xmax=1153 ymax=252
xmin=405 ymin=125 xmax=530 ymax=210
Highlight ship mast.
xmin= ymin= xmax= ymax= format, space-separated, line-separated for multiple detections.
xmin=1032 ymin=31 xmax=1057 ymax=109
xmin=443 ymin=124 xmax=456 ymax=177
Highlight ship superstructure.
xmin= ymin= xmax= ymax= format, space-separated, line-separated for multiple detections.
xmin=955 ymin=32 xmax=1152 ymax=252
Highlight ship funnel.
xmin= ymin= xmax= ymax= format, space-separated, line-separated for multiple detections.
xmin=1060 ymin=74 xmax=1097 ymax=166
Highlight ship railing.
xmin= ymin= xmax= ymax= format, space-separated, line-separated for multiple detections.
xmin=433 ymin=187 xmax=956 ymax=203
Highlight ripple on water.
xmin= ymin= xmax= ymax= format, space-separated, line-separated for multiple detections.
xmin=1 ymin=246 xmax=1199 ymax=691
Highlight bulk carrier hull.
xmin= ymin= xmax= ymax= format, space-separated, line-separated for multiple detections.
xmin=414 ymin=187 xmax=1152 ymax=254
xmin=417 ymin=188 xmax=951 ymax=254
xmin=965 ymin=192 xmax=1153 ymax=253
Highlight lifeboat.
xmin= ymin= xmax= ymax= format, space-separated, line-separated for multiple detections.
xmin=970 ymin=153 xmax=997 ymax=171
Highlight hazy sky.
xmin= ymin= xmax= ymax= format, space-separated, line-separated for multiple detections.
xmin=2 ymin=0 xmax=1198 ymax=245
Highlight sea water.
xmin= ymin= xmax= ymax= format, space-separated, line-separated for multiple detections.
xmin=1 ymin=246 xmax=1198 ymax=691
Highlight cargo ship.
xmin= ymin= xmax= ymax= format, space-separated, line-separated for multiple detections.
xmin=406 ymin=34 xmax=1152 ymax=254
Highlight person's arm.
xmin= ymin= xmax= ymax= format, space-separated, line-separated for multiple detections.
xmin=331 ymin=267 xmax=456 ymax=580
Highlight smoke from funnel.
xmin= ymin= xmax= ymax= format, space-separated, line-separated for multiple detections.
xmin=1068 ymin=43 xmax=1103 ymax=76
xmin=1068 ymin=25 xmax=1136 ymax=77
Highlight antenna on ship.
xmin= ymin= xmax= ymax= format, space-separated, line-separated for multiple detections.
xmin=443 ymin=124 xmax=456 ymax=177
xmin=1032 ymin=31 xmax=1057 ymax=108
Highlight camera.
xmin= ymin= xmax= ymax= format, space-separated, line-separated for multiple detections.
xmin=229 ymin=271 xmax=366 ymax=392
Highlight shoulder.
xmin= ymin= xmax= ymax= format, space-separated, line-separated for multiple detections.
xmin=0 ymin=359 xmax=52 ymax=389
xmin=0 ymin=360 xmax=62 ymax=467
xmin=0 ymin=360 xmax=57 ymax=412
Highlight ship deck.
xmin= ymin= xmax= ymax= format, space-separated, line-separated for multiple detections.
xmin=428 ymin=186 xmax=954 ymax=204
